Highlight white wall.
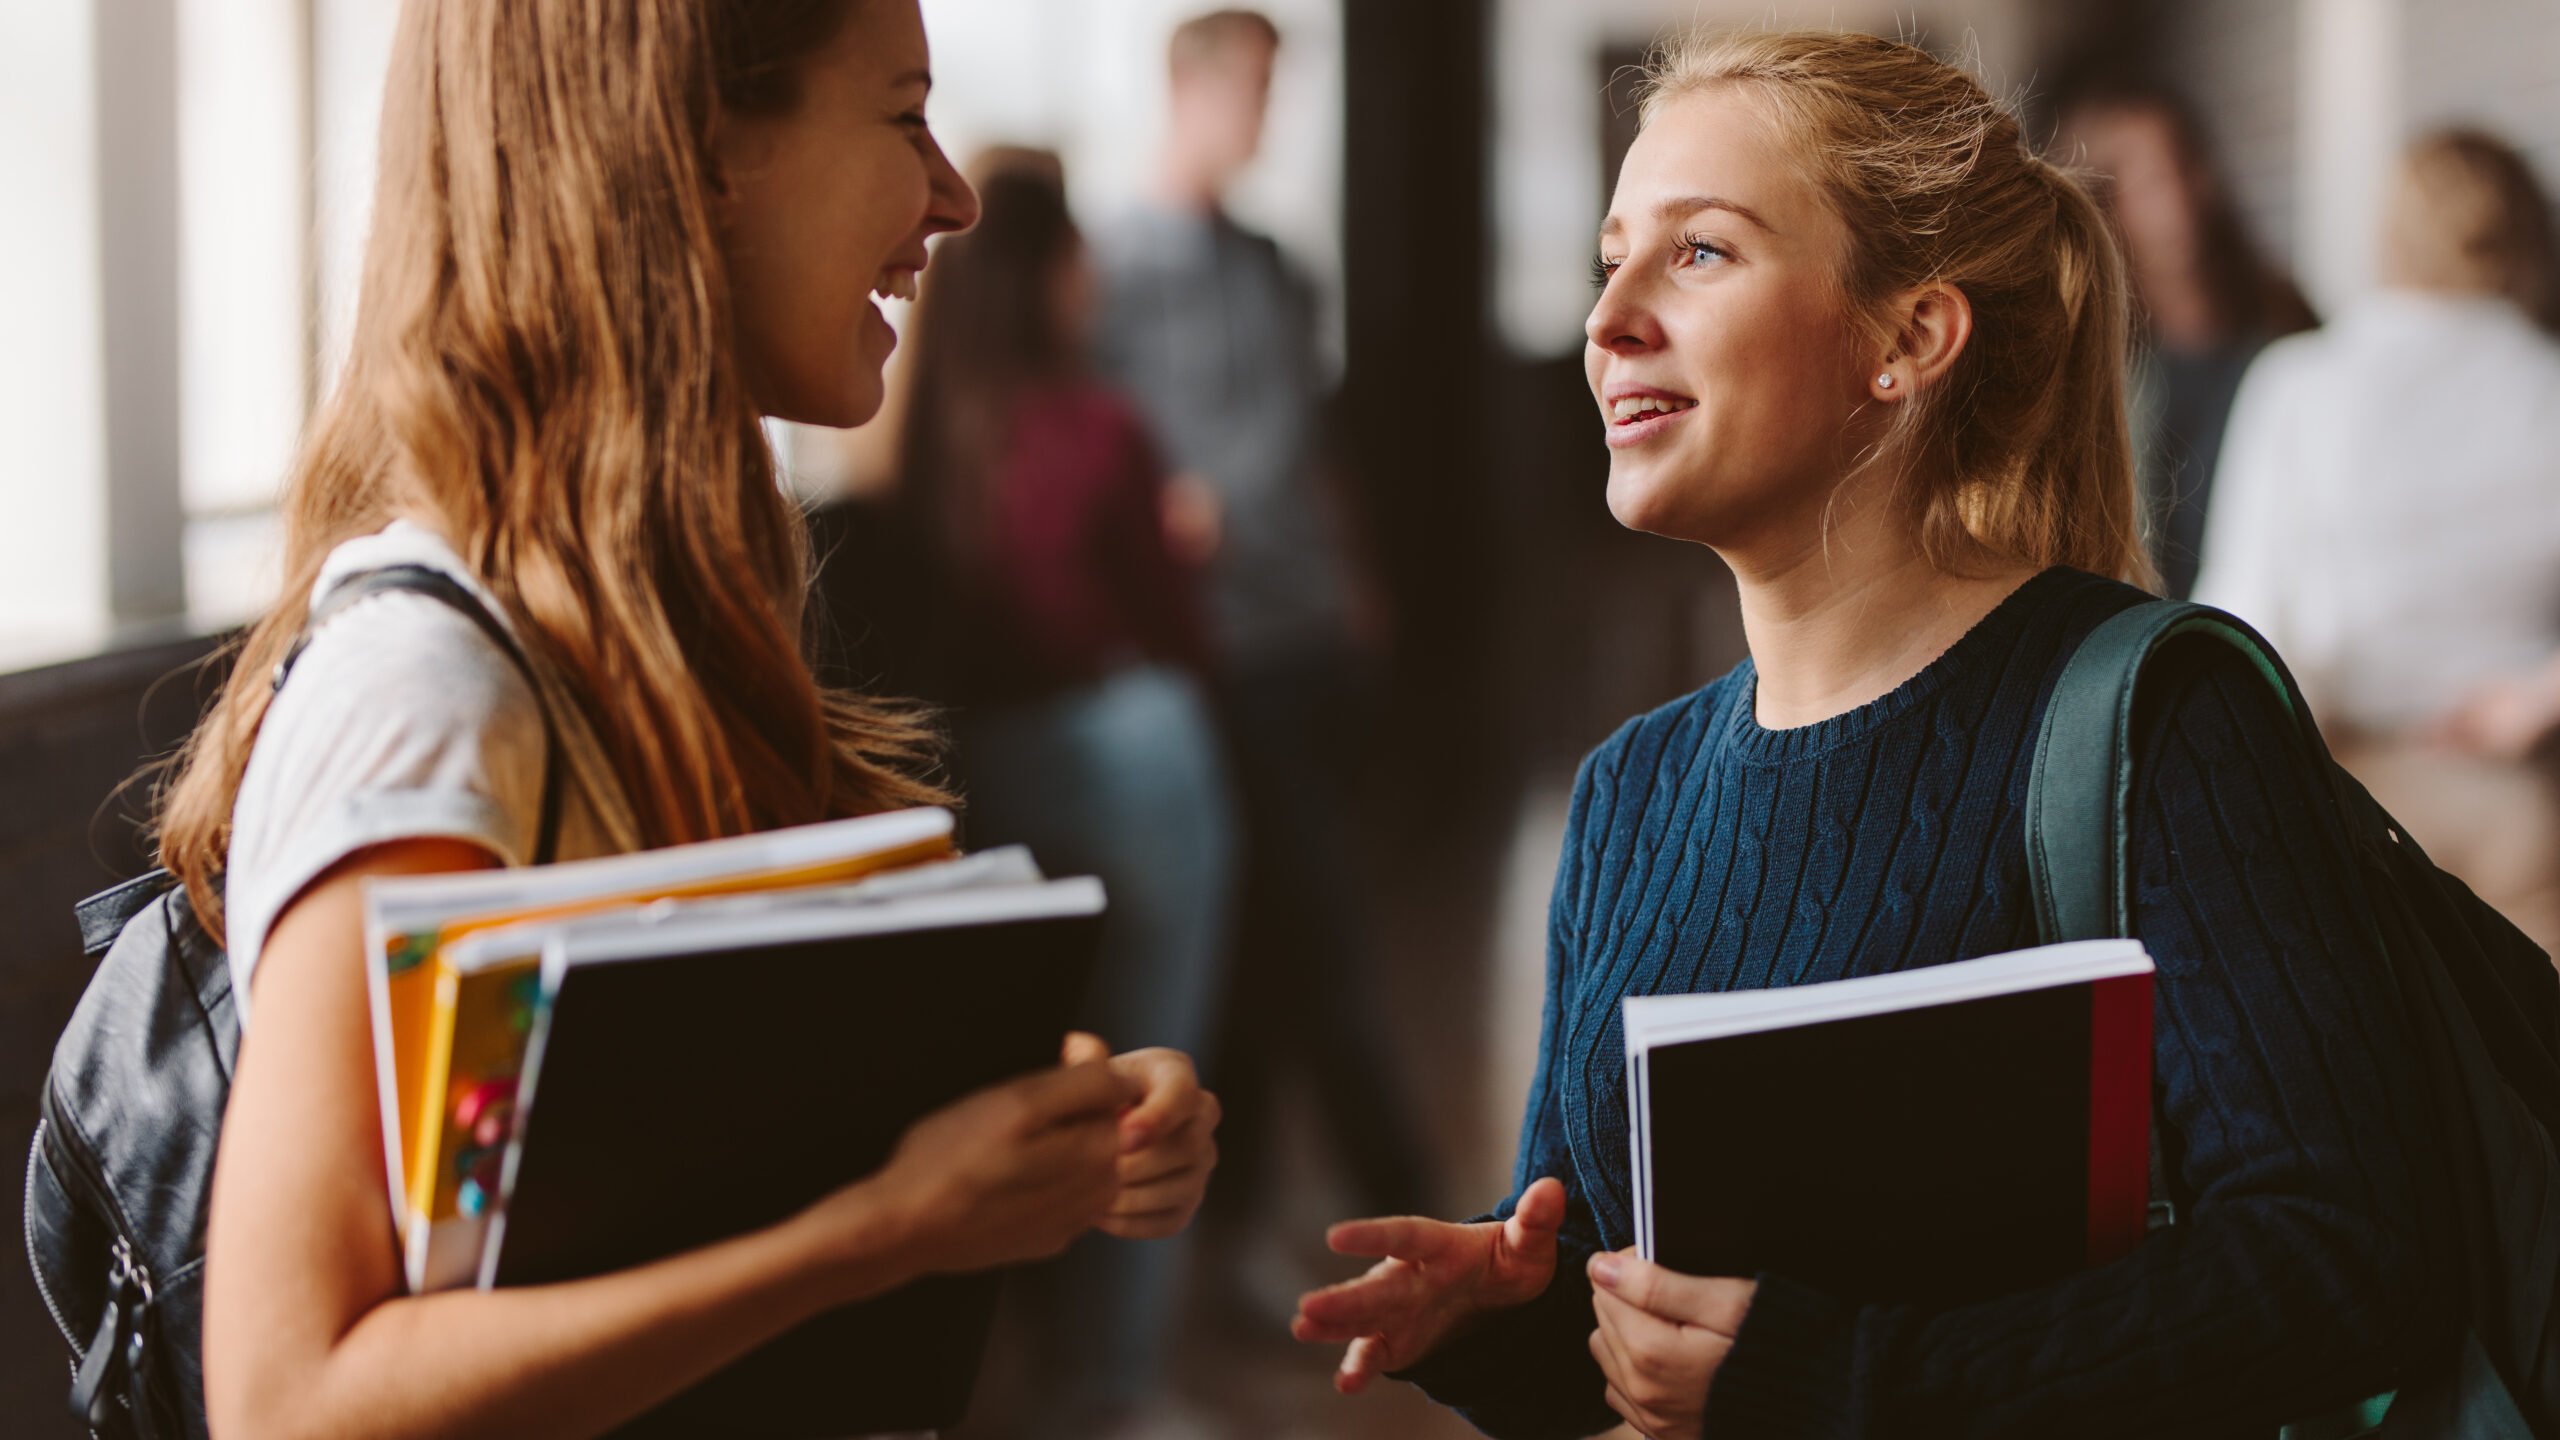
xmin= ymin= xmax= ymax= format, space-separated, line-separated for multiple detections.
xmin=311 ymin=0 xmax=402 ymax=395
xmin=2292 ymin=0 xmax=2401 ymax=314
xmin=179 ymin=0 xmax=310 ymax=628
xmin=0 ymin=0 xmax=112 ymax=663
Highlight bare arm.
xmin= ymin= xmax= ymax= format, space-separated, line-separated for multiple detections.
xmin=205 ymin=839 xmax=1133 ymax=1440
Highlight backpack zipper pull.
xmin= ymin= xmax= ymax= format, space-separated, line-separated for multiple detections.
xmin=68 ymin=1235 xmax=148 ymax=1428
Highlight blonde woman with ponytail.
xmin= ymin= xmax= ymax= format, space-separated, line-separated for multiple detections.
xmin=1295 ymin=32 xmax=2457 ymax=1438
xmin=182 ymin=3 xmax=1217 ymax=1437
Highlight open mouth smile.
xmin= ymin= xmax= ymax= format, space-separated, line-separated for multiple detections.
xmin=1604 ymin=390 xmax=1699 ymax=446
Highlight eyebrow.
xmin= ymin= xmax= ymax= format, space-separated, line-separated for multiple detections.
xmin=1600 ymin=195 xmax=1777 ymax=237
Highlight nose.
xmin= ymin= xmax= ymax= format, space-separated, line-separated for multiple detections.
xmin=923 ymin=129 xmax=979 ymax=238
xmin=1585 ymin=267 xmax=1663 ymax=357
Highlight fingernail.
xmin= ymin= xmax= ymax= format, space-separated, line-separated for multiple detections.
xmin=1589 ymin=1253 xmax=1622 ymax=1289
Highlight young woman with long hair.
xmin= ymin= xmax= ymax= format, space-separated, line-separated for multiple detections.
xmin=174 ymin=3 xmax=1217 ymax=1437
xmin=1293 ymin=31 xmax=2458 ymax=1438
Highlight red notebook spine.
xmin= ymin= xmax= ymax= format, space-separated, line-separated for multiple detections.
xmin=2084 ymin=971 xmax=2154 ymax=1265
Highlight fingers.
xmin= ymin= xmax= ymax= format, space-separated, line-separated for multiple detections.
xmin=1599 ymin=1375 xmax=1662 ymax=1437
xmin=1587 ymin=1250 xmax=1753 ymax=1335
xmin=1109 ymin=1048 xmax=1210 ymax=1151
xmin=1325 ymin=1214 xmax=1453 ymax=1262
xmin=1337 ymin=1334 xmax=1390 ymax=1395
xmin=1592 ymin=1283 xmax=1690 ymax=1370
xmin=1060 ymin=1031 xmax=1111 ymax=1067
xmin=1291 ymin=1259 xmax=1417 ymax=1343
xmin=1590 ymin=1329 xmax=1681 ymax=1438
xmin=1112 ymin=1121 xmax=1212 ymax=1185
xmin=1108 ymin=1161 xmax=1211 ymax=1216
xmin=1010 ymin=1053 xmax=1144 ymax=1129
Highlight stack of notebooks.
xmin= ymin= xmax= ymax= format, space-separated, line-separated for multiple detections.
xmin=1623 ymin=939 xmax=2158 ymax=1303
xmin=360 ymin=807 xmax=1105 ymax=1436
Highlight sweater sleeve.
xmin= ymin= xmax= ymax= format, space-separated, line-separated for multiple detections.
xmin=1700 ymin=643 xmax=2460 ymax=1438
xmin=1391 ymin=746 xmax=1627 ymax=1440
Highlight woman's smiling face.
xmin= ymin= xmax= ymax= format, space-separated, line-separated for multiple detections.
xmin=718 ymin=0 xmax=977 ymax=428
xmin=1586 ymin=88 xmax=1880 ymax=549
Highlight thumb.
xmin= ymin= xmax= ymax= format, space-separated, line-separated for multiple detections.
xmin=1587 ymin=1250 xmax=1755 ymax=1334
xmin=1061 ymin=1031 xmax=1111 ymax=1068
xmin=1498 ymin=1177 xmax=1566 ymax=1266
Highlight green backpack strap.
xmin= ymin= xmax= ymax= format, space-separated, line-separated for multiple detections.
xmin=2025 ymin=599 xmax=2304 ymax=946
xmin=2024 ymin=598 xmax=2398 ymax=1439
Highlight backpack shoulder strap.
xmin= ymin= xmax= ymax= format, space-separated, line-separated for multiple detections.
xmin=2026 ymin=599 xmax=2307 ymax=945
xmin=270 ymin=563 xmax=564 ymax=865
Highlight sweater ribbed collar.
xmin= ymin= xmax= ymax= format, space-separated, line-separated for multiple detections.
xmin=1720 ymin=567 xmax=2079 ymax=764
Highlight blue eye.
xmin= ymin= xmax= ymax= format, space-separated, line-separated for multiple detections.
xmin=1681 ymin=236 xmax=1731 ymax=267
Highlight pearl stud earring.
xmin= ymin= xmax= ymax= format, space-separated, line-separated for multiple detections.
xmin=1876 ymin=372 xmax=1897 ymax=390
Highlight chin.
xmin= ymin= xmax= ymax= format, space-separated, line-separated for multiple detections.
xmin=1605 ymin=460 xmax=1701 ymax=540
xmin=769 ymin=373 xmax=884 ymax=431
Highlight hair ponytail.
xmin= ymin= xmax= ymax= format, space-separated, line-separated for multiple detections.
xmin=1640 ymin=30 xmax=2153 ymax=588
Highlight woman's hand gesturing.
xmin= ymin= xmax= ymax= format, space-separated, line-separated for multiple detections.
xmin=1290 ymin=1176 xmax=1570 ymax=1393
xmin=1090 ymin=1040 xmax=1221 ymax=1239
xmin=1585 ymin=1249 xmax=1755 ymax=1440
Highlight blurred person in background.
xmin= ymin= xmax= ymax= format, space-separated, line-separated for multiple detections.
xmin=900 ymin=159 xmax=1237 ymax=1440
xmin=1092 ymin=7 xmax=1440 ymax=1306
xmin=2198 ymin=127 xmax=2560 ymax=955
xmin=2061 ymin=84 xmax=2316 ymax=599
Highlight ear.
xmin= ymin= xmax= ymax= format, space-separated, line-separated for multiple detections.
xmin=1868 ymin=282 xmax=1974 ymax=401
xmin=705 ymin=110 xmax=777 ymax=210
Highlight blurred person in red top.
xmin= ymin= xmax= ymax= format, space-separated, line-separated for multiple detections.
xmin=899 ymin=157 xmax=1237 ymax=1439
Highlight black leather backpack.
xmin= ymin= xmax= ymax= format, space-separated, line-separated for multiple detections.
xmin=2025 ymin=600 xmax=2560 ymax=1438
xmin=24 ymin=566 xmax=558 ymax=1439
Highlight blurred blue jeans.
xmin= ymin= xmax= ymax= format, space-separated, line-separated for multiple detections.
xmin=954 ymin=663 xmax=1236 ymax=1426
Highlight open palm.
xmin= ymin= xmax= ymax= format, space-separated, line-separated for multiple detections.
xmin=1291 ymin=1176 xmax=1569 ymax=1393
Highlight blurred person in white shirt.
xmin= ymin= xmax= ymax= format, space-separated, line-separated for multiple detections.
xmin=2197 ymin=127 xmax=2560 ymax=952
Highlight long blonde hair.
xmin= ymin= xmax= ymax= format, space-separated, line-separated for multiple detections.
xmin=1641 ymin=31 xmax=2152 ymax=586
xmin=160 ymin=0 xmax=945 ymax=937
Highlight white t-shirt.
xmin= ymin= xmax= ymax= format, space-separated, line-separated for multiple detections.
xmin=223 ymin=520 xmax=613 ymax=1023
xmin=2196 ymin=290 xmax=2560 ymax=734
xmin=223 ymin=523 xmax=934 ymax=1440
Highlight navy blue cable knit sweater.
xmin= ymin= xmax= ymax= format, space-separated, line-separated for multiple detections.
xmin=1401 ymin=568 xmax=2459 ymax=1438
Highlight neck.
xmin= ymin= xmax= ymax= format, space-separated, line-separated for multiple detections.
xmin=1723 ymin=502 xmax=2038 ymax=730
xmin=1156 ymin=154 xmax=1225 ymax=216
xmin=2135 ymin=256 xmax=2224 ymax=352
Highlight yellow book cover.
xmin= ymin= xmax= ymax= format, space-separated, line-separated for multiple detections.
xmin=361 ymin=807 xmax=959 ymax=1289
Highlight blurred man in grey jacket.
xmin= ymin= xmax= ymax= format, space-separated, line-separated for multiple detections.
xmin=1094 ymin=4 xmax=1437 ymax=1316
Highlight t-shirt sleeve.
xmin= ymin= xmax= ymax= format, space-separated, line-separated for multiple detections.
xmin=222 ymin=591 xmax=547 ymax=1022
xmin=1694 ymin=641 xmax=2460 ymax=1438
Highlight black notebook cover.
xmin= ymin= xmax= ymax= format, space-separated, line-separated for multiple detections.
xmin=1634 ymin=948 xmax=2151 ymax=1307
xmin=489 ymin=890 xmax=1103 ymax=1437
